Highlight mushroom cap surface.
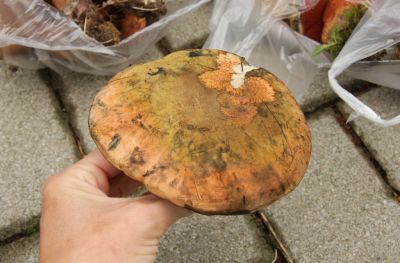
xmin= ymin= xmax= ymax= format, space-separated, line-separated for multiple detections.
xmin=89 ymin=49 xmax=312 ymax=214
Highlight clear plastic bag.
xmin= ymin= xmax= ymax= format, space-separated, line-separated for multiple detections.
xmin=0 ymin=0 xmax=210 ymax=75
xmin=204 ymin=0 xmax=400 ymax=126
xmin=204 ymin=0 xmax=330 ymax=99
xmin=329 ymin=0 xmax=400 ymax=126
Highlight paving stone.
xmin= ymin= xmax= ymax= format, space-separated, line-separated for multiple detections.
xmin=0 ymin=215 xmax=274 ymax=263
xmin=0 ymin=234 xmax=39 ymax=263
xmin=163 ymin=1 xmax=213 ymax=51
xmin=52 ymin=45 xmax=163 ymax=153
xmin=0 ymin=63 xmax=78 ymax=240
xmin=299 ymin=69 xmax=359 ymax=113
xmin=337 ymin=87 xmax=400 ymax=192
xmin=156 ymin=214 xmax=274 ymax=263
xmin=262 ymin=108 xmax=400 ymax=262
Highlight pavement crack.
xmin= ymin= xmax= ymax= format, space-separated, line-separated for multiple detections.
xmin=331 ymin=105 xmax=400 ymax=201
xmin=38 ymin=69 xmax=86 ymax=157
xmin=253 ymin=211 xmax=293 ymax=263
xmin=0 ymin=223 xmax=39 ymax=247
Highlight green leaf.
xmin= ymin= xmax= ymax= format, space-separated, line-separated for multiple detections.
xmin=313 ymin=42 xmax=338 ymax=56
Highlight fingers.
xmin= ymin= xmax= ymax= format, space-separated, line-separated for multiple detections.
xmin=127 ymin=194 xmax=193 ymax=240
xmin=137 ymin=195 xmax=193 ymax=220
xmin=58 ymin=149 xmax=121 ymax=195
xmin=82 ymin=150 xmax=121 ymax=179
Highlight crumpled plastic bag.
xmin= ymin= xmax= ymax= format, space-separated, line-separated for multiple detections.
xmin=0 ymin=0 xmax=210 ymax=75
xmin=329 ymin=0 xmax=400 ymax=126
xmin=204 ymin=0 xmax=400 ymax=126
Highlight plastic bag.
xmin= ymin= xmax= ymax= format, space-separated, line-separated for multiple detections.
xmin=204 ymin=0 xmax=330 ymax=99
xmin=0 ymin=0 xmax=210 ymax=75
xmin=329 ymin=0 xmax=400 ymax=126
xmin=204 ymin=0 xmax=400 ymax=126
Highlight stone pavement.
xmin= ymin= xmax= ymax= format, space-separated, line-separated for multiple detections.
xmin=1 ymin=1 xmax=400 ymax=262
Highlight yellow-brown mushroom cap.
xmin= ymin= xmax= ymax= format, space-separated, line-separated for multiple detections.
xmin=89 ymin=49 xmax=312 ymax=215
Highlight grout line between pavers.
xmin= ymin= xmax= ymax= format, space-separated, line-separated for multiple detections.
xmin=50 ymin=86 xmax=86 ymax=157
xmin=39 ymin=69 xmax=86 ymax=157
xmin=331 ymin=105 xmax=400 ymax=200
xmin=255 ymin=211 xmax=292 ymax=263
xmin=0 ymin=222 xmax=39 ymax=247
xmin=0 ymin=68 xmax=86 ymax=247
xmin=0 ymin=69 xmax=89 ymax=247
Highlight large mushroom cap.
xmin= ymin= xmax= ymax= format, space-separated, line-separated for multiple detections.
xmin=89 ymin=49 xmax=312 ymax=215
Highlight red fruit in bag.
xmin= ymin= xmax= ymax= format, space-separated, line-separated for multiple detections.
xmin=301 ymin=0 xmax=327 ymax=42
xmin=286 ymin=0 xmax=327 ymax=42
xmin=316 ymin=0 xmax=367 ymax=57
xmin=121 ymin=13 xmax=147 ymax=39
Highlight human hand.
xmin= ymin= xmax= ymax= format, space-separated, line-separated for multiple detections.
xmin=39 ymin=150 xmax=191 ymax=263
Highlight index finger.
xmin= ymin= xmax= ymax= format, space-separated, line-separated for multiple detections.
xmin=82 ymin=149 xmax=121 ymax=178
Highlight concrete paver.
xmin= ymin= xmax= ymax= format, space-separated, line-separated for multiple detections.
xmin=0 ymin=234 xmax=39 ymax=263
xmin=157 ymin=214 xmax=274 ymax=263
xmin=299 ymin=70 xmax=360 ymax=113
xmin=163 ymin=1 xmax=213 ymax=51
xmin=263 ymin=108 xmax=400 ymax=262
xmin=52 ymin=72 xmax=108 ymax=152
xmin=0 ymin=63 xmax=78 ymax=240
xmin=337 ymin=87 xmax=400 ymax=192
xmin=0 ymin=215 xmax=275 ymax=263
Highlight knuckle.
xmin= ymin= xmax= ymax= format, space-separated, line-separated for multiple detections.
xmin=42 ymin=174 xmax=63 ymax=198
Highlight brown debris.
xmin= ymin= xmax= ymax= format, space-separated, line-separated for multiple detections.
xmin=120 ymin=12 xmax=147 ymax=39
xmin=80 ymin=8 xmax=121 ymax=45
xmin=46 ymin=0 xmax=166 ymax=45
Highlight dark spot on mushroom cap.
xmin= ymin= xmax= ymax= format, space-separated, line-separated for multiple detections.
xmin=188 ymin=51 xmax=204 ymax=57
xmin=170 ymin=178 xmax=178 ymax=187
xmin=257 ymin=104 xmax=269 ymax=118
xmin=198 ymin=127 xmax=210 ymax=133
xmin=186 ymin=124 xmax=210 ymax=133
xmin=108 ymin=134 xmax=121 ymax=151
xmin=186 ymin=124 xmax=196 ymax=130
xmin=245 ymin=68 xmax=271 ymax=78
xmin=127 ymin=80 xmax=139 ymax=87
xmin=213 ymin=159 xmax=227 ymax=171
xmin=130 ymin=146 xmax=145 ymax=164
xmin=143 ymin=169 xmax=156 ymax=177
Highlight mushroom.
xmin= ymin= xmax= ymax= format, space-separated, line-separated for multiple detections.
xmin=89 ymin=49 xmax=312 ymax=215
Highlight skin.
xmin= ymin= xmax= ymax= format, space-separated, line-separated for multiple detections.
xmin=39 ymin=150 xmax=191 ymax=263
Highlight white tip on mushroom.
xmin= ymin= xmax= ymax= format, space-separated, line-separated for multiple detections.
xmin=230 ymin=64 xmax=258 ymax=89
